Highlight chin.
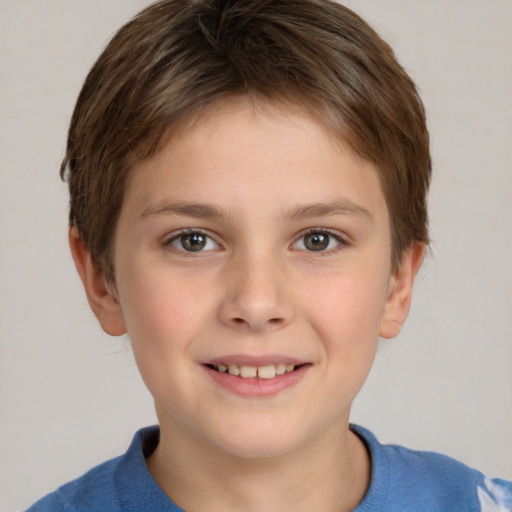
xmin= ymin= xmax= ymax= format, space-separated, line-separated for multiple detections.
xmin=217 ymin=438 xmax=299 ymax=460
xmin=205 ymin=420 xmax=306 ymax=460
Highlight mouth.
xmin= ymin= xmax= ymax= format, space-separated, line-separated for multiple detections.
xmin=205 ymin=362 xmax=302 ymax=380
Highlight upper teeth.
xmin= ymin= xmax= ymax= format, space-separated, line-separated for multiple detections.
xmin=215 ymin=363 xmax=296 ymax=379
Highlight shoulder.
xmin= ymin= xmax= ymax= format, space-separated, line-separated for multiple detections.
xmin=351 ymin=424 xmax=512 ymax=512
xmin=383 ymin=442 xmax=510 ymax=511
xmin=24 ymin=456 xmax=122 ymax=512
xmin=477 ymin=477 xmax=512 ymax=512
xmin=24 ymin=426 xmax=163 ymax=512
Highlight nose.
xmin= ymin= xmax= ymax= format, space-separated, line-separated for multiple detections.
xmin=217 ymin=250 xmax=295 ymax=332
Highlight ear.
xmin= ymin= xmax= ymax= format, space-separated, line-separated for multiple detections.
xmin=379 ymin=242 xmax=425 ymax=339
xmin=68 ymin=227 xmax=127 ymax=336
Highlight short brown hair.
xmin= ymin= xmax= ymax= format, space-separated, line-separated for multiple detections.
xmin=62 ymin=0 xmax=431 ymax=282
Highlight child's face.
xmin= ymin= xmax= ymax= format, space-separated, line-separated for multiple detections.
xmin=92 ymin=98 xmax=418 ymax=458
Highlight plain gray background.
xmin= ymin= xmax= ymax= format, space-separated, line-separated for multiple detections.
xmin=1 ymin=1 xmax=511 ymax=510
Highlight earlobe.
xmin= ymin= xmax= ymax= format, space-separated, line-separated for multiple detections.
xmin=68 ymin=227 xmax=127 ymax=336
xmin=379 ymin=243 xmax=425 ymax=339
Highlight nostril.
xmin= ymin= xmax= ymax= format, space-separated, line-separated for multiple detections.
xmin=230 ymin=316 xmax=284 ymax=328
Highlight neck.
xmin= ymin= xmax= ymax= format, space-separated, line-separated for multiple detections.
xmin=147 ymin=416 xmax=371 ymax=512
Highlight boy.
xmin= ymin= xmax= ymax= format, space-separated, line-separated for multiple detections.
xmin=26 ymin=0 xmax=511 ymax=510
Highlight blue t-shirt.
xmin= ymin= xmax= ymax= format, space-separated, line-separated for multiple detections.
xmin=26 ymin=425 xmax=511 ymax=511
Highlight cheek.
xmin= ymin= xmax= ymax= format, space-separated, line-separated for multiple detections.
xmin=302 ymin=269 xmax=388 ymax=389
xmin=116 ymin=271 xmax=208 ymax=405
xmin=305 ymin=270 xmax=388 ymax=343
xmin=116 ymin=264 xmax=209 ymax=354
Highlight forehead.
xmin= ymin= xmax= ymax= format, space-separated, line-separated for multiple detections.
xmin=127 ymin=95 xmax=356 ymax=181
xmin=121 ymin=97 xmax=389 ymax=226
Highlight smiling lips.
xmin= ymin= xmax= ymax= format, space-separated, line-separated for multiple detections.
xmin=204 ymin=359 xmax=309 ymax=396
xmin=211 ymin=363 xmax=297 ymax=379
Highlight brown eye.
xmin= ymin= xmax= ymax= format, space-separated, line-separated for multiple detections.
xmin=169 ymin=231 xmax=218 ymax=252
xmin=181 ymin=233 xmax=206 ymax=251
xmin=293 ymin=230 xmax=344 ymax=253
xmin=303 ymin=232 xmax=330 ymax=251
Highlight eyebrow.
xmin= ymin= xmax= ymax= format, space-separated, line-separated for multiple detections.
xmin=140 ymin=199 xmax=372 ymax=222
xmin=282 ymin=199 xmax=373 ymax=222
xmin=141 ymin=201 xmax=226 ymax=220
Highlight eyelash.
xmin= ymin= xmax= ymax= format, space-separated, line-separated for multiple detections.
xmin=292 ymin=228 xmax=348 ymax=255
xmin=163 ymin=229 xmax=220 ymax=253
xmin=162 ymin=228 xmax=348 ymax=254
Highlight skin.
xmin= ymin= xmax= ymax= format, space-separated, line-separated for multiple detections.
xmin=70 ymin=98 xmax=424 ymax=512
